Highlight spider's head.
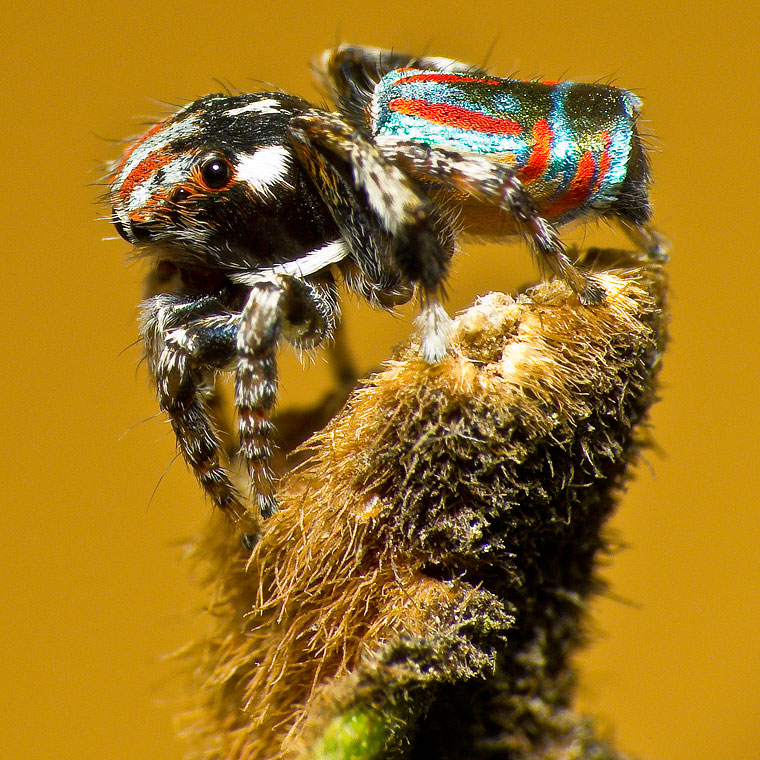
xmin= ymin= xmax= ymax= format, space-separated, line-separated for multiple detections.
xmin=109 ymin=93 xmax=308 ymax=266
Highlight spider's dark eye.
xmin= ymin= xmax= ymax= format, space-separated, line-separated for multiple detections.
xmin=199 ymin=154 xmax=233 ymax=189
xmin=171 ymin=187 xmax=191 ymax=203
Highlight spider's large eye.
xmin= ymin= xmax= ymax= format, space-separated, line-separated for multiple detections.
xmin=199 ymin=154 xmax=233 ymax=189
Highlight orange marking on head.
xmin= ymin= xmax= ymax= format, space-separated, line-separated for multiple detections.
xmin=112 ymin=119 xmax=170 ymax=179
xmin=118 ymin=150 xmax=175 ymax=199
xmin=127 ymin=187 xmax=170 ymax=223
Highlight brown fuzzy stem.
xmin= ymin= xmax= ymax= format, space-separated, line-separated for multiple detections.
xmin=179 ymin=247 xmax=668 ymax=760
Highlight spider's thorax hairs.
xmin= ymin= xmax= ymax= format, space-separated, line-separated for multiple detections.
xmin=109 ymin=45 xmax=662 ymax=543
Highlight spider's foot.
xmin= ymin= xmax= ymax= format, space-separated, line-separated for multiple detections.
xmin=578 ymin=275 xmax=606 ymax=305
xmin=646 ymin=231 xmax=670 ymax=263
xmin=621 ymin=221 xmax=670 ymax=263
xmin=416 ymin=300 xmax=454 ymax=363
xmin=257 ymin=491 xmax=279 ymax=521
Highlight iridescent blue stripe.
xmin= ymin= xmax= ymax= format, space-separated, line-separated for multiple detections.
xmin=544 ymin=81 xmax=578 ymax=199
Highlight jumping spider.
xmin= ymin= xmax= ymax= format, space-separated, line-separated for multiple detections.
xmin=109 ymin=44 xmax=661 ymax=546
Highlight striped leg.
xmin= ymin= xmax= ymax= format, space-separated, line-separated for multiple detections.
xmin=142 ymin=295 xmax=252 ymax=535
xmin=235 ymin=275 xmax=337 ymax=520
xmin=376 ymin=137 xmax=605 ymax=305
xmin=289 ymin=111 xmax=455 ymax=361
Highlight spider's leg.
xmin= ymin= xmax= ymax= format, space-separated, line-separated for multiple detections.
xmin=236 ymin=275 xmax=337 ymax=520
xmin=289 ymin=111 xmax=455 ymax=361
xmin=317 ymin=45 xmax=483 ymax=126
xmin=142 ymin=295 xmax=254 ymax=535
xmin=143 ymin=268 xmax=237 ymax=456
xmin=617 ymin=219 xmax=670 ymax=262
xmin=377 ymin=137 xmax=605 ymax=305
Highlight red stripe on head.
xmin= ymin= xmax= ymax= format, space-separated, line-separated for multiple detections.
xmin=389 ymin=98 xmax=522 ymax=135
xmin=112 ymin=119 xmax=171 ymax=179
xmin=520 ymin=119 xmax=552 ymax=184
xmin=118 ymin=150 xmax=175 ymax=199
xmin=394 ymin=73 xmax=501 ymax=86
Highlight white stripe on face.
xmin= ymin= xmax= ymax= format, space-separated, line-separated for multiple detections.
xmin=234 ymin=146 xmax=294 ymax=199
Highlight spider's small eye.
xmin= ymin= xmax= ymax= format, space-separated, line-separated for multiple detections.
xmin=199 ymin=154 xmax=233 ymax=189
xmin=171 ymin=187 xmax=192 ymax=203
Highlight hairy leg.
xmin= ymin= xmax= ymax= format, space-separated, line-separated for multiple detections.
xmin=377 ymin=137 xmax=605 ymax=305
xmin=142 ymin=294 xmax=252 ymax=533
xmin=289 ymin=111 xmax=455 ymax=361
xmin=235 ymin=275 xmax=338 ymax=519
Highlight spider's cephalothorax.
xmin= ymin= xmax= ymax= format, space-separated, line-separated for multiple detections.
xmin=109 ymin=45 xmax=662 ymax=546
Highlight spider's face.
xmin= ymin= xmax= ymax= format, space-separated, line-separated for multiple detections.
xmin=109 ymin=93 xmax=309 ymax=264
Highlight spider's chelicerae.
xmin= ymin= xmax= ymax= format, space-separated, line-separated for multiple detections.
xmin=109 ymin=44 xmax=662 ymax=546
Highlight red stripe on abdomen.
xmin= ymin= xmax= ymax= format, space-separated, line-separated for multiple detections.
xmin=545 ymin=150 xmax=596 ymax=218
xmin=389 ymin=98 xmax=522 ymax=135
xmin=520 ymin=119 xmax=552 ymax=184
xmin=592 ymin=132 xmax=612 ymax=193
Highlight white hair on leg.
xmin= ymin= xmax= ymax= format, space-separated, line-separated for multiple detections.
xmin=416 ymin=299 xmax=454 ymax=363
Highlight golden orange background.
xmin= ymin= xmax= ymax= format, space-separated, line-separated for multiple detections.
xmin=2 ymin=2 xmax=758 ymax=758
